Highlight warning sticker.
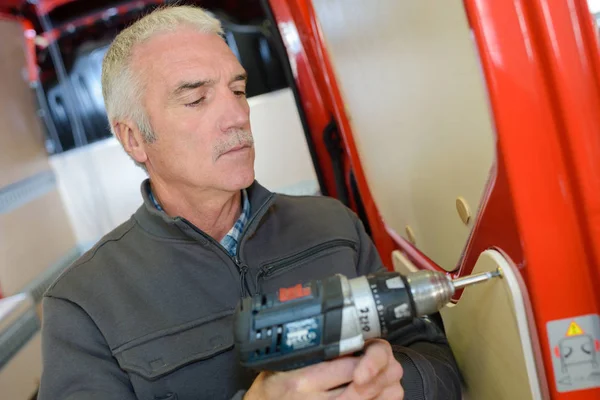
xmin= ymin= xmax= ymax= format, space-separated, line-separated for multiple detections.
xmin=566 ymin=321 xmax=584 ymax=337
xmin=547 ymin=314 xmax=600 ymax=392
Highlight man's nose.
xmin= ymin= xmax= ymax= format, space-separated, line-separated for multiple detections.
xmin=217 ymin=90 xmax=250 ymax=132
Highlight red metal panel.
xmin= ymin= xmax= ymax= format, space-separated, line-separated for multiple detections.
xmin=268 ymin=0 xmax=340 ymax=201
xmin=0 ymin=9 xmax=16 ymax=19
xmin=540 ymin=0 xmax=600 ymax=305
xmin=464 ymin=0 xmax=600 ymax=398
xmin=269 ymin=0 xmax=396 ymax=266
xmin=0 ymin=0 xmax=26 ymax=12
xmin=34 ymin=0 xmax=76 ymax=16
xmin=21 ymin=18 xmax=38 ymax=83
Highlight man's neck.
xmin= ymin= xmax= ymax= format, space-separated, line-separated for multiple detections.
xmin=150 ymin=179 xmax=242 ymax=241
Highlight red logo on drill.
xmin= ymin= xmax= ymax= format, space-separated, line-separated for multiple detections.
xmin=279 ymin=284 xmax=311 ymax=302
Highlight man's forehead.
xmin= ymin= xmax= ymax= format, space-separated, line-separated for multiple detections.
xmin=132 ymin=29 xmax=244 ymax=92
xmin=168 ymin=71 xmax=247 ymax=100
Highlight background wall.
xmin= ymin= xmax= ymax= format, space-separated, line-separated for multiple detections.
xmin=312 ymin=0 xmax=496 ymax=271
xmin=0 ymin=19 xmax=77 ymax=299
xmin=0 ymin=18 xmax=78 ymax=400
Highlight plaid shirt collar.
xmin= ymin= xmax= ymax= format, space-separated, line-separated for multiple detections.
xmin=220 ymin=190 xmax=250 ymax=257
xmin=148 ymin=187 xmax=251 ymax=257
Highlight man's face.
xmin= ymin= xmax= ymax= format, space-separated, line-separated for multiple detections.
xmin=132 ymin=28 xmax=255 ymax=192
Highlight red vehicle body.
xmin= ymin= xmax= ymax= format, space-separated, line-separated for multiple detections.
xmin=267 ymin=1 xmax=600 ymax=399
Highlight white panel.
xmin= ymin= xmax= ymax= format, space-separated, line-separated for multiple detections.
xmin=50 ymin=138 xmax=147 ymax=244
xmin=251 ymin=89 xmax=319 ymax=194
xmin=440 ymin=250 xmax=544 ymax=400
xmin=313 ymin=0 xmax=496 ymax=270
xmin=589 ymin=0 xmax=600 ymax=14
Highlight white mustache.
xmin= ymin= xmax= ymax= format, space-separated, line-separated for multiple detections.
xmin=213 ymin=129 xmax=254 ymax=161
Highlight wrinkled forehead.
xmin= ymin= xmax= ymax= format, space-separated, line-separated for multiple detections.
xmin=130 ymin=28 xmax=242 ymax=96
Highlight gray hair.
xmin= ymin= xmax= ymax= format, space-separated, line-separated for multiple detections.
xmin=101 ymin=5 xmax=224 ymax=168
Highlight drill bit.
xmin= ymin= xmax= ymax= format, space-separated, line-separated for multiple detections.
xmin=405 ymin=268 xmax=503 ymax=317
xmin=451 ymin=268 xmax=502 ymax=290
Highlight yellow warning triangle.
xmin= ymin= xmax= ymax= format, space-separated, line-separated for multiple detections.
xmin=566 ymin=321 xmax=584 ymax=336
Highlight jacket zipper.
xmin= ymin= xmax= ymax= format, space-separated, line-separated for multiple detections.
xmin=181 ymin=220 xmax=246 ymax=293
xmin=180 ymin=193 xmax=275 ymax=298
xmin=254 ymin=239 xmax=357 ymax=293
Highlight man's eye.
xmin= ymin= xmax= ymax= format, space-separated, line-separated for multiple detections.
xmin=185 ymin=97 xmax=205 ymax=107
xmin=234 ymin=91 xmax=246 ymax=97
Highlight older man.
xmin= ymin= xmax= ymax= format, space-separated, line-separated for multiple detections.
xmin=38 ymin=5 xmax=461 ymax=400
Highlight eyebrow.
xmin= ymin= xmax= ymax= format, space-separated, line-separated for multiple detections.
xmin=170 ymin=73 xmax=247 ymax=98
xmin=230 ymin=72 xmax=248 ymax=84
xmin=171 ymin=79 xmax=215 ymax=97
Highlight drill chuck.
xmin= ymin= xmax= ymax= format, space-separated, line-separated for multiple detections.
xmin=234 ymin=268 xmax=500 ymax=371
xmin=405 ymin=269 xmax=501 ymax=316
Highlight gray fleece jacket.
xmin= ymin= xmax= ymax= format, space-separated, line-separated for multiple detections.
xmin=38 ymin=180 xmax=461 ymax=400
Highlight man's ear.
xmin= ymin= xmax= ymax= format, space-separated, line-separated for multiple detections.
xmin=113 ymin=120 xmax=149 ymax=165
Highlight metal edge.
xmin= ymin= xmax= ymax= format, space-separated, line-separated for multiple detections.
xmin=0 ymin=170 xmax=56 ymax=215
xmin=0 ymin=306 xmax=39 ymax=371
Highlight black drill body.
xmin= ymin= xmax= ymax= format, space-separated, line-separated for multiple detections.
xmin=234 ymin=268 xmax=498 ymax=371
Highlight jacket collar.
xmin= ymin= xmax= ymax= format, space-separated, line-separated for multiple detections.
xmin=133 ymin=178 xmax=274 ymax=241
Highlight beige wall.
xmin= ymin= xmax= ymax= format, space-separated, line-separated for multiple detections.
xmin=0 ymin=294 xmax=41 ymax=400
xmin=251 ymin=89 xmax=319 ymax=193
xmin=0 ymin=27 xmax=48 ymax=190
xmin=0 ymin=17 xmax=78 ymax=400
xmin=0 ymin=333 xmax=42 ymax=400
xmin=0 ymin=190 xmax=76 ymax=296
xmin=50 ymin=88 xmax=319 ymax=244
xmin=312 ymin=0 xmax=496 ymax=271
xmin=0 ymin=18 xmax=77 ymax=296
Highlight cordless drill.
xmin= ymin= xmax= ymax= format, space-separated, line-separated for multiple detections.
xmin=233 ymin=268 xmax=501 ymax=371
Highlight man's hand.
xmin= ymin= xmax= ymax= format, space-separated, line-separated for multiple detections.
xmin=244 ymin=356 xmax=360 ymax=400
xmin=341 ymin=339 xmax=404 ymax=399
xmin=244 ymin=339 xmax=404 ymax=400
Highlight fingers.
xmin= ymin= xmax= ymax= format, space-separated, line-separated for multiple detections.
xmin=377 ymin=384 xmax=405 ymax=400
xmin=294 ymin=356 xmax=360 ymax=392
xmin=324 ymin=385 xmax=349 ymax=400
xmin=339 ymin=358 xmax=403 ymax=400
xmin=353 ymin=339 xmax=393 ymax=385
